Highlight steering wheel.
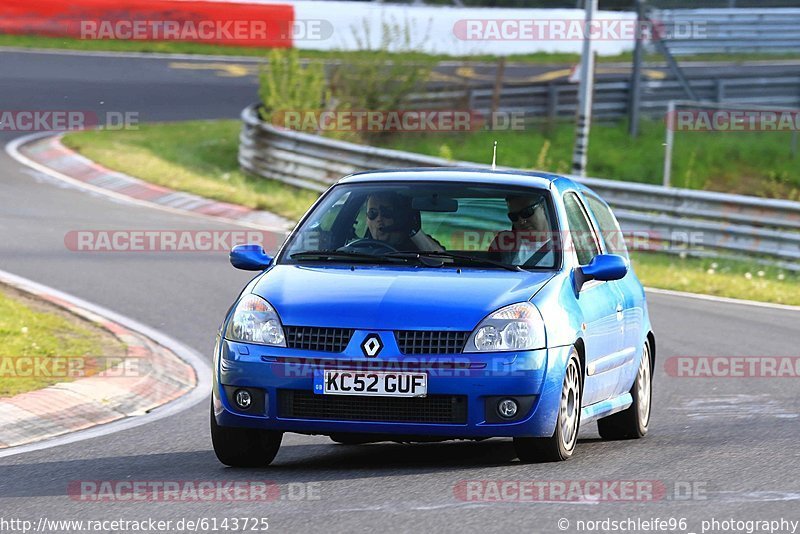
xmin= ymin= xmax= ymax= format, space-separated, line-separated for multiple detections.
xmin=340 ymin=238 xmax=399 ymax=255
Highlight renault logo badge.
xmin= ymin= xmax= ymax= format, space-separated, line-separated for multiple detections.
xmin=361 ymin=334 xmax=383 ymax=358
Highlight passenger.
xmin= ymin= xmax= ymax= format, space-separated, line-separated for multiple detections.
xmin=489 ymin=195 xmax=554 ymax=266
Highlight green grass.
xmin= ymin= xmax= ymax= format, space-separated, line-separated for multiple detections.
xmin=62 ymin=121 xmax=319 ymax=220
xmin=630 ymin=251 xmax=800 ymax=306
xmin=0 ymin=286 xmax=126 ymax=397
xmin=5 ymin=33 xmax=800 ymax=65
xmin=379 ymin=119 xmax=800 ymax=199
xmin=62 ymin=119 xmax=800 ymax=305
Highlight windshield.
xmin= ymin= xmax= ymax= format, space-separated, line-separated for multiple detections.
xmin=280 ymin=181 xmax=560 ymax=270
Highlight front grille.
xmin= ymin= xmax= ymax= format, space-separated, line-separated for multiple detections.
xmin=284 ymin=326 xmax=354 ymax=353
xmin=278 ymin=390 xmax=467 ymax=424
xmin=395 ymin=330 xmax=470 ymax=355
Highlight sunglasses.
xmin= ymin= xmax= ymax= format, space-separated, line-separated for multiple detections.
xmin=507 ymin=199 xmax=545 ymax=223
xmin=366 ymin=206 xmax=396 ymax=220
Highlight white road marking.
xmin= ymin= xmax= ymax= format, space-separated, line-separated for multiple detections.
xmin=5 ymin=131 xmax=290 ymax=233
xmin=0 ymin=268 xmax=213 ymax=459
xmin=715 ymin=491 xmax=800 ymax=502
xmin=645 ymin=287 xmax=800 ymax=313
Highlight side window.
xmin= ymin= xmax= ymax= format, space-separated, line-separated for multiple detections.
xmin=563 ymin=192 xmax=600 ymax=266
xmin=584 ymin=193 xmax=629 ymax=259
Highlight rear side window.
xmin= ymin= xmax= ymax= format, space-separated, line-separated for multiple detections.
xmin=583 ymin=193 xmax=629 ymax=259
xmin=563 ymin=192 xmax=600 ymax=266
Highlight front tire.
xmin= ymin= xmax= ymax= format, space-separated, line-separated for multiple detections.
xmin=210 ymin=403 xmax=282 ymax=467
xmin=597 ymin=339 xmax=652 ymax=440
xmin=514 ymin=348 xmax=582 ymax=463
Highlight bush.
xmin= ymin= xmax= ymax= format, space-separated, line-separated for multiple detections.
xmin=328 ymin=17 xmax=435 ymax=140
xmin=258 ymin=48 xmax=328 ymax=131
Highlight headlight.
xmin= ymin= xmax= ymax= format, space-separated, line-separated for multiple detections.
xmin=464 ymin=302 xmax=545 ymax=352
xmin=225 ymin=294 xmax=286 ymax=346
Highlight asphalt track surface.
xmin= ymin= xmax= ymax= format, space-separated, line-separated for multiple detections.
xmin=1 ymin=50 xmax=799 ymax=533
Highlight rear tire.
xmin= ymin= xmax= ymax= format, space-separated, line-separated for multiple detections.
xmin=597 ymin=339 xmax=652 ymax=440
xmin=210 ymin=403 xmax=282 ymax=467
xmin=514 ymin=348 xmax=582 ymax=463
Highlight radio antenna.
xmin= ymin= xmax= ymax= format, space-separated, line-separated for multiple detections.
xmin=491 ymin=141 xmax=498 ymax=170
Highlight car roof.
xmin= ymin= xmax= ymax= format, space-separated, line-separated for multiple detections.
xmin=337 ymin=167 xmax=566 ymax=190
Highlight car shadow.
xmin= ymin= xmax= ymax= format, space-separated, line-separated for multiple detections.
xmin=0 ymin=435 xmax=617 ymax=499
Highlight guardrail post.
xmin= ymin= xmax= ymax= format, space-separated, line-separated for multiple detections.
xmin=715 ymin=79 xmax=726 ymax=103
xmin=547 ymin=84 xmax=559 ymax=123
xmin=491 ymin=57 xmax=506 ymax=116
xmin=467 ymin=88 xmax=476 ymax=112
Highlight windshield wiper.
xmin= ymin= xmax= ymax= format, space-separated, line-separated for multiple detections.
xmin=382 ymin=252 xmax=446 ymax=267
xmin=292 ymin=250 xmax=521 ymax=271
xmin=290 ymin=250 xmax=409 ymax=264
xmin=396 ymin=251 xmax=523 ymax=272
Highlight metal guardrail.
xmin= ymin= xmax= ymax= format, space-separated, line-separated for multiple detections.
xmin=239 ymin=104 xmax=800 ymax=269
xmin=407 ymin=73 xmax=800 ymax=120
xmin=653 ymin=8 xmax=800 ymax=55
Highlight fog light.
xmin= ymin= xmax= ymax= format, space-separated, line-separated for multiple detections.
xmin=234 ymin=389 xmax=252 ymax=410
xmin=497 ymin=398 xmax=518 ymax=419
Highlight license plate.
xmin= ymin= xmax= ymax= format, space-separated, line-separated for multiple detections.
xmin=314 ymin=370 xmax=427 ymax=397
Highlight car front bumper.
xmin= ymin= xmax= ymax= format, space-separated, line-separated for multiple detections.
xmin=212 ymin=338 xmax=574 ymax=439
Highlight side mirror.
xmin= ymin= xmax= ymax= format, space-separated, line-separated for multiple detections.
xmin=230 ymin=244 xmax=272 ymax=271
xmin=574 ymin=254 xmax=628 ymax=291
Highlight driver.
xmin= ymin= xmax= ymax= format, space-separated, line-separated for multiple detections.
xmin=364 ymin=193 xmax=444 ymax=252
xmin=489 ymin=195 xmax=554 ymax=266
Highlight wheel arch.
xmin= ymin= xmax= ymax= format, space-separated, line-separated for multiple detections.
xmin=646 ymin=331 xmax=656 ymax=373
xmin=572 ymin=337 xmax=587 ymax=405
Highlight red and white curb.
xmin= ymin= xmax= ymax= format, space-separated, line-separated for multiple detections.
xmin=6 ymin=132 xmax=293 ymax=233
xmin=0 ymin=269 xmax=212 ymax=457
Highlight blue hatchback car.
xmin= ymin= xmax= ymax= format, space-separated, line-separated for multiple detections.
xmin=211 ymin=168 xmax=655 ymax=466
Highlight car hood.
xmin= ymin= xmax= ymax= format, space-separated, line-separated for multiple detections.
xmin=252 ymin=264 xmax=554 ymax=330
